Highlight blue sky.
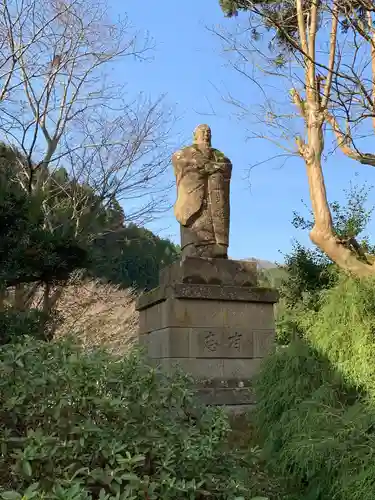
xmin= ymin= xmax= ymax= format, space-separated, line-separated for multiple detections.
xmin=111 ymin=0 xmax=375 ymax=263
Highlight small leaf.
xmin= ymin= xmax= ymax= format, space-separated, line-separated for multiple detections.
xmin=121 ymin=473 xmax=139 ymax=481
xmin=22 ymin=460 xmax=32 ymax=477
xmin=1 ymin=492 xmax=22 ymax=500
xmin=24 ymin=483 xmax=39 ymax=494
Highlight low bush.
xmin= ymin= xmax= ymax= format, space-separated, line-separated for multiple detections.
xmin=0 ymin=309 xmax=50 ymax=345
xmin=255 ymin=275 xmax=375 ymax=500
xmin=300 ymin=274 xmax=375 ymax=394
xmin=0 ymin=338 xmax=258 ymax=499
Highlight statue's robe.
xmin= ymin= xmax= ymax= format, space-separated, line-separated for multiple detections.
xmin=172 ymin=145 xmax=232 ymax=258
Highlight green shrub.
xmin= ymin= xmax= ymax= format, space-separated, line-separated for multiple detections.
xmin=255 ymin=275 xmax=375 ymax=500
xmin=300 ymin=274 xmax=375 ymax=394
xmin=274 ymin=244 xmax=339 ymax=346
xmin=0 ymin=309 xmax=50 ymax=345
xmin=0 ymin=338 xmax=257 ymax=499
xmin=275 ymin=300 xmax=306 ymax=346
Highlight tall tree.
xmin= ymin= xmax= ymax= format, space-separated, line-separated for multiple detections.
xmin=0 ymin=0 xmax=175 ymax=311
xmin=0 ymin=151 xmax=87 ymax=319
xmin=0 ymin=0 xmax=174 ymax=227
xmin=216 ymin=0 xmax=375 ymax=276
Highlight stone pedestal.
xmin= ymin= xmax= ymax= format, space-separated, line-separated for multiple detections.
xmin=136 ymin=257 xmax=278 ymax=411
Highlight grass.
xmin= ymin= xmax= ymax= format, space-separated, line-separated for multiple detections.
xmin=228 ymin=413 xmax=303 ymax=500
xmin=253 ymin=275 xmax=375 ymax=500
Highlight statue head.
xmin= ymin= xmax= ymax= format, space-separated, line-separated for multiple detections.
xmin=193 ymin=124 xmax=212 ymax=148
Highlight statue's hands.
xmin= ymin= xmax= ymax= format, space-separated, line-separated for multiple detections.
xmin=205 ymin=164 xmax=225 ymax=175
xmin=207 ymin=157 xmax=230 ymax=175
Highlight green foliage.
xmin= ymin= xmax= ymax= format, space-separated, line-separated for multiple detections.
xmin=274 ymin=302 xmax=305 ymax=347
xmin=279 ymin=243 xmax=336 ymax=307
xmin=219 ymin=0 xmax=368 ymax=50
xmin=274 ymin=184 xmax=374 ymax=345
xmin=274 ymin=244 xmax=337 ymax=345
xmin=0 ymin=141 xmax=178 ymax=292
xmin=255 ymin=275 xmax=375 ymax=500
xmin=219 ymin=0 xmax=252 ymax=17
xmin=257 ymin=267 xmax=288 ymax=289
xmin=0 ymin=338 xmax=257 ymax=499
xmin=291 ymin=183 xmax=375 ymax=246
xmin=0 ymin=309 xmax=50 ymax=345
xmin=219 ymin=0 xmax=304 ymax=47
xmin=301 ymin=275 xmax=375 ymax=394
xmin=254 ymin=184 xmax=375 ymax=494
xmin=89 ymin=224 xmax=179 ymax=290
xmin=0 ymin=146 xmax=88 ymax=288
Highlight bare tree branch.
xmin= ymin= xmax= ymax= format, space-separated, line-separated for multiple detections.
xmin=213 ymin=0 xmax=375 ymax=276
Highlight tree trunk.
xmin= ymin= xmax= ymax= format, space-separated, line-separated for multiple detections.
xmin=14 ymin=284 xmax=26 ymax=310
xmin=43 ymin=283 xmax=51 ymax=314
xmin=305 ymin=112 xmax=375 ymax=277
xmin=0 ymin=289 xmax=6 ymax=311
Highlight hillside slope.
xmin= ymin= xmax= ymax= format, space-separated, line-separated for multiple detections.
xmin=245 ymin=258 xmax=287 ymax=288
xmin=54 ymin=280 xmax=138 ymax=354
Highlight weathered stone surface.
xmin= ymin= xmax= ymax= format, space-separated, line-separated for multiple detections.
xmin=221 ymin=405 xmax=256 ymax=419
xmin=159 ymin=257 xmax=257 ymax=287
xmin=137 ymin=287 xmax=167 ymax=312
xmin=191 ymin=378 xmax=253 ymax=389
xmin=139 ymin=327 xmax=273 ymax=359
xmin=138 ymin=299 xmax=174 ymax=335
xmin=137 ymin=256 xmax=278 ymax=409
xmin=149 ymin=357 xmax=263 ymax=382
xmin=197 ymin=387 xmax=256 ymax=406
xmin=172 ymin=283 xmax=278 ymax=303
xmin=138 ymin=295 xmax=276 ymax=335
xmin=172 ymin=124 xmax=232 ymax=259
xmin=190 ymin=327 xmax=254 ymax=358
xmin=223 ymin=358 xmax=263 ymax=380
xmin=136 ymin=283 xmax=278 ymax=312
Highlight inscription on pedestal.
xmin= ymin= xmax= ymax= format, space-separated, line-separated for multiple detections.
xmin=202 ymin=330 xmax=244 ymax=355
xmin=228 ymin=332 xmax=242 ymax=350
xmin=140 ymin=326 xmax=274 ymax=359
xmin=204 ymin=331 xmax=219 ymax=352
xmin=199 ymin=328 xmax=252 ymax=358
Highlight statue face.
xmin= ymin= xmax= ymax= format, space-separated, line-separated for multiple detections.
xmin=193 ymin=124 xmax=211 ymax=146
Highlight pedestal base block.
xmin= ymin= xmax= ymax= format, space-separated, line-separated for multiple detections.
xmin=136 ymin=258 xmax=278 ymax=409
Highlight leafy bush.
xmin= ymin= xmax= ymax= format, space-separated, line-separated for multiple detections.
xmin=0 ymin=338 xmax=257 ymax=499
xmin=0 ymin=155 xmax=88 ymax=289
xmin=255 ymin=275 xmax=375 ymax=500
xmin=274 ymin=243 xmax=337 ymax=345
xmin=300 ymin=275 xmax=375 ymax=394
xmin=274 ymin=183 xmax=374 ymax=346
xmin=278 ymin=244 xmax=335 ymax=309
xmin=0 ymin=309 xmax=50 ymax=345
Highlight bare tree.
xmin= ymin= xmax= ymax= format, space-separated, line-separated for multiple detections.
xmin=62 ymin=94 xmax=174 ymax=230
xmin=0 ymin=0 xmax=174 ymax=223
xmin=214 ymin=0 xmax=375 ymax=276
xmin=0 ymin=0 xmax=175 ymax=312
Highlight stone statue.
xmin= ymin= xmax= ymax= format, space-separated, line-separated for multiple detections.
xmin=172 ymin=124 xmax=232 ymax=259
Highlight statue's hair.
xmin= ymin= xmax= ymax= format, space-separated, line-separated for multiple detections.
xmin=193 ymin=124 xmax=211 ymax=143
